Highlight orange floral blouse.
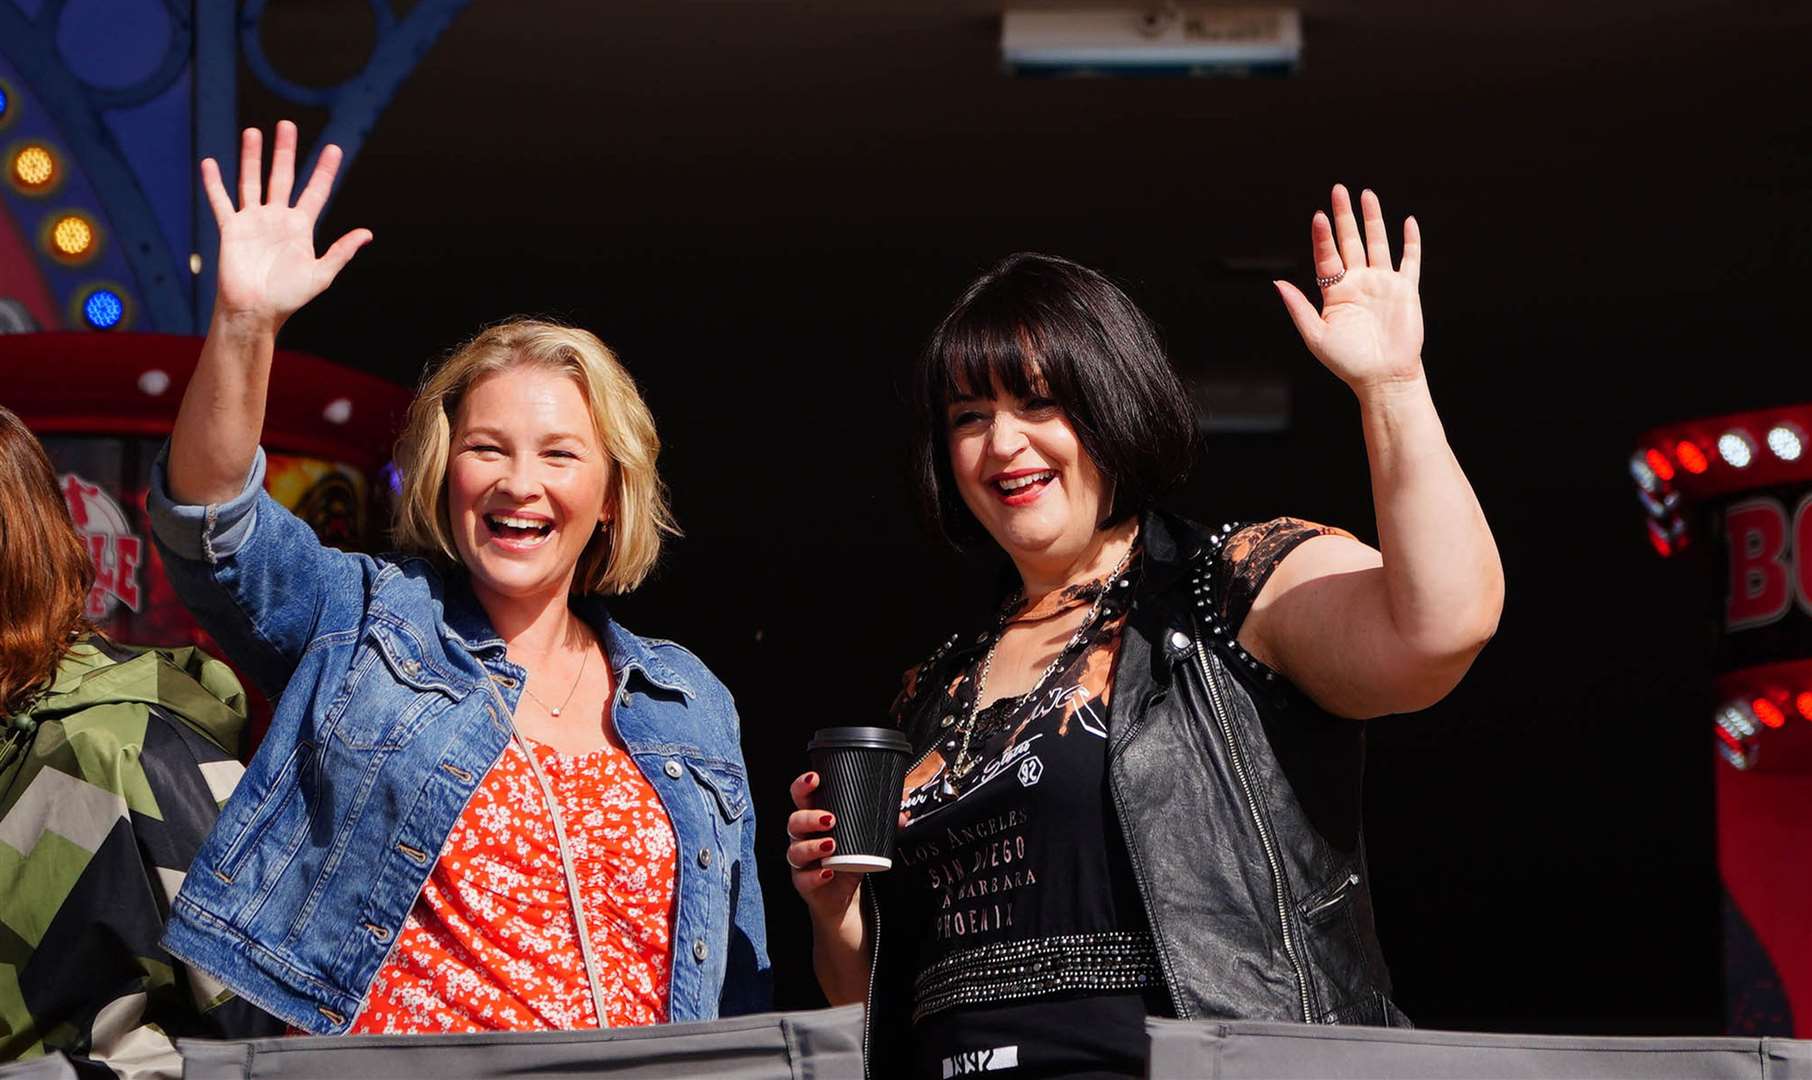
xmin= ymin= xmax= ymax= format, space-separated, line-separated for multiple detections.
xmin=348 ymin=737 xmax=678 ymax=1033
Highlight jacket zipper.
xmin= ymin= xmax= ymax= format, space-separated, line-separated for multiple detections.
xmin=488 ymin=680 xmax=613 ymax=1028
xmin=860 ymin=878 xmax=881 ymax=1080
xmin=1190 ymin=614 xmax=1315 ymax=1024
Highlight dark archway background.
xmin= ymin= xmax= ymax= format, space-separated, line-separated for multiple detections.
xmin=246 ymin=0 xmax=1811 ymax=1034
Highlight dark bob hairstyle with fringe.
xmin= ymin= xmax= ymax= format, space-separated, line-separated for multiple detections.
xmin=910 ymin=252 xmax=1198 ymax=549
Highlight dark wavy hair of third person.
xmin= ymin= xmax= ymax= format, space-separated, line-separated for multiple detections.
xmin=0 ymin=406 xmax=94 ymax=718
xmin=910 ymin=252 xmax=1199 ymax=550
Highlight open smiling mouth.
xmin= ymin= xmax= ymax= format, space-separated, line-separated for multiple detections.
xmin=995 ymin=470 xmax=1055 ymax=502
xmin=484 ymin=513 xmax=553 ymax=544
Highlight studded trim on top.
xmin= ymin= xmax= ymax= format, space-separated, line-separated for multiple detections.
xmin=1190 ymin=521 xmax=1279 ymax=684
xmin=910 ymin=930 xmax=1160 ymax=1024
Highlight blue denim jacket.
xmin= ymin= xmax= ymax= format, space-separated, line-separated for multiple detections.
xmin=146 ymin=448 xmax=770 ymax=1033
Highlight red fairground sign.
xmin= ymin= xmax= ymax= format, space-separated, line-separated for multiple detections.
xmin=1724 ymin=493 xmax=1812 ymax=632
xmin=1636 ymin=402 xmax=1812 ymax=1037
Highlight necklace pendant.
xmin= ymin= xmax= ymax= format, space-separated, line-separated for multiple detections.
xmin=550 ymin=707 xmax=561 ymax=717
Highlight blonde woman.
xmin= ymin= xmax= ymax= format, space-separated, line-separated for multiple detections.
xmin=149 ymin=122 xmax=768 ymax=1034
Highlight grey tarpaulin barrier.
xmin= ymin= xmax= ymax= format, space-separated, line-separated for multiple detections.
xmin=175 ymin=1004 xmax=863 ymax=1080
xmin=1145 ymin=1019 xmax=1790 ymax=1080
xmin=172 ymin=1008 xmax=1812 ymax=1079
xmin=0 ymin=1054 xmax=76 ymax=1080
xmin=1769 ymin=1037 xmax=1812 ymax=1080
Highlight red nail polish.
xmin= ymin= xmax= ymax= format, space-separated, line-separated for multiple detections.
xmin=821 ymin=839 xmax=834 ymax=851
xmin=820 ymin=814 xmax=834 ymax=827
xmin=820 ymin=869 xmax=834 ymax=881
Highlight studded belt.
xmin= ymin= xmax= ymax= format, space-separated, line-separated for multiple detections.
xmin=910 ymin=930 xmax=1160 ymax=1023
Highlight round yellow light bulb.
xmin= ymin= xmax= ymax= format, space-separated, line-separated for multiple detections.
xmin=13 ymin=146 xmax=54 ymax=188
xmin=51 ymin=215 xmax=93 ymax=256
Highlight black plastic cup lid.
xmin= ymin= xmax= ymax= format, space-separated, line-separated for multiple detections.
xmin=806 ymin=726 xmax=912 ymax=754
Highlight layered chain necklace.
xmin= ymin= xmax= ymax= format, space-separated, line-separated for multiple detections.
xmin=944 ymin=542 xmax=1136 ymax=793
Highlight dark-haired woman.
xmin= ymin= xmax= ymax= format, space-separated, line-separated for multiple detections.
xmin=786 ymin=187 xmax=1503 ymax=1078
xmin=0 ymin=406 xmax=282 ymax=1069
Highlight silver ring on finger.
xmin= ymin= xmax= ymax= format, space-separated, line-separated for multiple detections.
xmin=1316 ymin=269 xmax=1346 ymax=289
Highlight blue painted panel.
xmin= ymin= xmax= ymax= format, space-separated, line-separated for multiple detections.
xmin=10 ymin=0 xmax=45 ymax=21
xmin=56 ymin=0 xmax=173 ymax=91
xmin=192 ymin=0 xmax=235 ymax=331
xmin=103 ymin=72 xmax=192 ymax=306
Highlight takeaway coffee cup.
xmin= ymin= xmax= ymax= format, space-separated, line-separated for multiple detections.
xmin=807 ymin=726 xmax=914 ymax=873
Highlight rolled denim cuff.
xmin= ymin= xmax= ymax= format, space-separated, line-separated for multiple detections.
xmin=147 ymin=445 xmax=266 ymax=565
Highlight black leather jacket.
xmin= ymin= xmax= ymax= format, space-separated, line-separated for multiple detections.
xmin=865 ymin=511 xmax=1407 ymax=1075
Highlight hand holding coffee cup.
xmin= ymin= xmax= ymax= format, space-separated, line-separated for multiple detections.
xmin=787 ymin=727 xmax=912 ymax=889
xmin=805 ymin=727 xmax=913 ymax=872
xmin=785 ymin=772 xmax=863 ymax=925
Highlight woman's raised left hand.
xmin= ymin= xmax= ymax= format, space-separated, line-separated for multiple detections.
xmin=1274 ymin=185 xmax=1424 ymax=392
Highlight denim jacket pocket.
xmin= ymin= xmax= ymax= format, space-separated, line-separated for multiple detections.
xmin=212 ymin=739 xmax=314 ymax=889
xmin=328 ymin=621 xmax=466 ymax=751
xmin=685 ymin=759 xmax=749 ymax=823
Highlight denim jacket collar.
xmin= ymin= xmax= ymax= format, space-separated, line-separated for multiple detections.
xmin=579 ymin=595 xmax=696 ymax=700
xmin=436 ymin=574 xmax=509 ymax=658
xmin=436 ymin=575 xmax=694 ymax=699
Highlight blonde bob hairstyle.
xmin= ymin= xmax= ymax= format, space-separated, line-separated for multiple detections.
xmin=392 ymin=318 xmax=677 ymax=596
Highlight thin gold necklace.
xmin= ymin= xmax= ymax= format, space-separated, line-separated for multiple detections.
xmin=522 ymin=646 xmax=589 ymax=718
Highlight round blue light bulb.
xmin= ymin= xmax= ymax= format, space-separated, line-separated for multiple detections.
xmin=83 ymin=289 xmax=124 ymax=330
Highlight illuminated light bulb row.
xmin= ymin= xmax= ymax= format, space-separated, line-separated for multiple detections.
xmin=1633 ymin=422 xmax=1808 ymax=488
xmin=0 ymin=105 xmax=121 ymax=329
xmin=8 ymin=140 xmax=101 ymax=261
xmin=1702 ymin=423 xmax=1804 ymax=469
xmin=1715 ymin=702 xmax=1759 ymax=770
xmin=1713 ymin=691 xmax=1812 ymax=771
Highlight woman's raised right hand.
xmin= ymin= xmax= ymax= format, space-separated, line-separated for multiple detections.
xmin=202 ymin=121 xmax=371 ymax=331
